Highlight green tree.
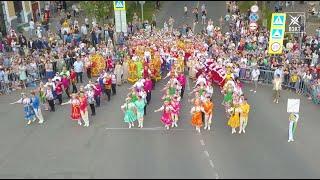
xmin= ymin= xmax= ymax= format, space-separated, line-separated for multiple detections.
xmin=79 ymin=1 xmax=113 ymax=23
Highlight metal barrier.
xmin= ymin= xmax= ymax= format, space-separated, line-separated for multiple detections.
xmin=239 ymin=67 xmax=318 ymax=103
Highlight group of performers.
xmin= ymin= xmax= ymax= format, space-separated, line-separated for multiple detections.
xmin=11 ymin=17 xmax=253 ymax=134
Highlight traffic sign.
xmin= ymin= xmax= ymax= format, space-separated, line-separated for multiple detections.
xmin=285 ymin=12 xmax=305 ymax=33
xmin=272 ymin=14 xmax=285 ymax=26
xmin=113 ymin=1 xmax=126 ymax=11
xmin=250 ymin=5 xmax=259 ymax=13
xmin=249 ymin=13 xmax=259 ymax=22
xmin=268 ymin=13 xmax=286 ymax=54
xmin=271 ymin=42 xmax=281 ymax=52
xmin=249 ymin=22 xmax=258 ymax=30
xmin=271 ymin=29 xmax=283 ymax=39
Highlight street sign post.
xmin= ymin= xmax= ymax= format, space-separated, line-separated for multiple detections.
xmin=113 ymin=1 xmax=127 ymax=34
xmin=268 ymin=13 xmax=286 ymax=54
xmin=139 ymin=1 xmax=145 ymax=22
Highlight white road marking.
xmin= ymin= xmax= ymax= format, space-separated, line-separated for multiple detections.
xmin=209 ymin=159 xmax=215 ymax=168
xmin=105 ymin=127 xmax=191 ymax=131
xmin=204 ymin=150 xmax=209 ymax=157
xmin=200 ymin=139 xmax=205 ymax=146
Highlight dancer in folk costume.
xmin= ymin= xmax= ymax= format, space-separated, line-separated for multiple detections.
xmin=239 ymin=98 xmax=250 ymax=134
xmin=38 ymin=81 xmax=48 ymax=110
xmin=288 ymin=112 xmax=299 ymax=142
xmin=202 ymin=95 xmax=214 ymax=131
xmin=134 ymin=95 xmax=146 ymax=128
xmin=222 ymin=82 xmax=234 ymax=113
xmin=170 ymin=95 xmax=181 ymax=128
xmin=121 ymin=97 xmax=137 ymax=128
xmin=227 ymin=103 xmax=242 ymax=134
xmin=122 ymin=58 xmax=129 ymax=83
xmin=79 ymin=91 xmax=90 ymax=127
xmin=30 ymin=90 xmax=45 ymax=124
xmin=11 ymin=93 xmax=36 ymax=125
xmin=154 ymin=99 xmax=174 ymax=130
xmin=61 ymin=93 xmax=82 ymax=125
xmin=114 ymin=61 xmax=123 ymax=86
xmin=191 ymin=98 xmax=205 ymax=133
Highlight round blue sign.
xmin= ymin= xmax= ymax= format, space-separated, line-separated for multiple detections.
xmin=249 ymin=13 xmax=259 ymax=22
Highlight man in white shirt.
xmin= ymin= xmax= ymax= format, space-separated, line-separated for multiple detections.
xmin=250 ymin=66 xmax=260 ymax=93
xmin=73 ymin=58 xmax=84 ymax=83
xmin=274 ymin=66 xmax=283 ymax=79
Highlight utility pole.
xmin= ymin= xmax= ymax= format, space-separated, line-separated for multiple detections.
xmin=139 ymin=1 xmax=145 ymax=22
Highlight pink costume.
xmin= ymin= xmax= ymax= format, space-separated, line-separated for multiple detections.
xmin=161 ymin=105 xmax=173 ymax=126
xmin=171 ymin=101 xmax=181 ymax=116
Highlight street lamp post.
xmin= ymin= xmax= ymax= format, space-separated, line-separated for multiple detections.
xmin=139 ymin=1 xmax=145 ymax=22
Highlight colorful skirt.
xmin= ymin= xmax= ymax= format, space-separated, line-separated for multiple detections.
xmin=161 ymin=112 xmax=172 ymax=126
xmin=71 ymin=106 xmax=81 ymax=121
xmin=124 ymin=110 xmax=137 ymax=123
xmin=227 ymin=115 xmax=240 ymax=128
xmin=191 ymin=111 xmax=203 ymax=127
xmin=24 ymin=105 xmax=35 ymax=121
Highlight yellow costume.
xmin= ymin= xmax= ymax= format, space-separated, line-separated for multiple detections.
xmin=90 ymin=54 xmax=105 ymax=77
xmin=240 ymin=103 xmax=250 ymax=121
xmin=128 ymin=60 xmax=138 ymax=83
xmin=154 ymin=55 xmax=162 ymax=81
xmin=227 ymin=107 xmax=241 ymax=128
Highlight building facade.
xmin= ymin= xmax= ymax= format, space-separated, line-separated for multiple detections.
xmin=0 ymin=1 xmax=42 ymax=35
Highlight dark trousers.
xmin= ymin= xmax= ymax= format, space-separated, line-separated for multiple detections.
xmin=144 ymin=104 xmax=147 ymax=116
xmin=105 ymin=89 xmax=111 ymax=101
xmin=52 ymin=62 xmax=57 ymax=73
xmin=64 ymin=87 xmax=70 ymax=98
xmin=95 ymin=96 xmax=100 ymax=107
xmin=56 ymin=94 xmax=62 ymax=105
xmin=87 ymin=68 xmax=91 ymax=79
xmin=146 ymin=91 xmax=151 ymax=104
xmin=180 ymin=86 xmax=185 ymax=98
xmin=111 ymin=84 xmax=116 ymax=95
xmin=76 ymin=72 xmax=83 ymax=83
xmin=48 ymin=99 xmax=55 ymax=112
xmin=72 ymin=83 xmax=78 ymax=93
xmin=89 ymin=103 xmax=96 ymax=115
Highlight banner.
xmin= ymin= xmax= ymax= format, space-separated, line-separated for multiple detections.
xmin=268 ymin=13 xmax=286 ymax=55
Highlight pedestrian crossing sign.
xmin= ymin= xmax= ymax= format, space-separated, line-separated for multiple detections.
xmin=271 ymin=29 xmax=283 ymax=39
xmin=272 ymin=14 xmax=285 ymax=26
xmin=268 ymin=13 xmax=286 ymax=54
xmin=113 ymin=1 xmax=126 ymax=10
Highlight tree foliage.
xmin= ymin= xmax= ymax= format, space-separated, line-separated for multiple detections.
xmin=79 ymin=1 xmax=113 ymax=23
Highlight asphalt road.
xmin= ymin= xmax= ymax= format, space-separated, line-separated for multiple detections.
xmin=0 ymin=1 xmax=320 ymax=178
xmin=0 ymin=73 xmax=320 ymax=178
